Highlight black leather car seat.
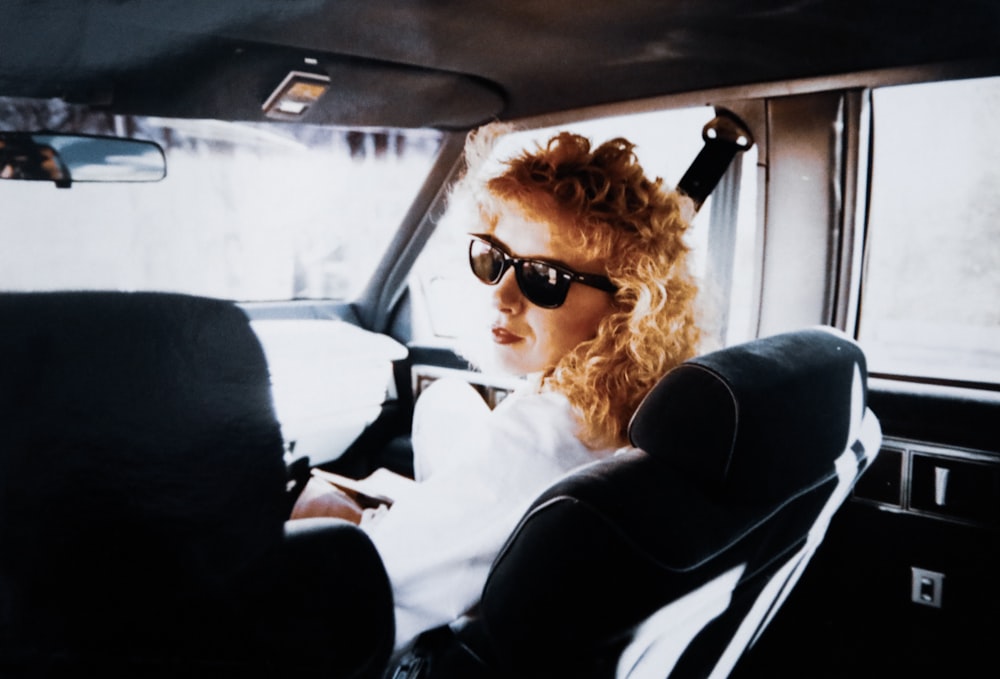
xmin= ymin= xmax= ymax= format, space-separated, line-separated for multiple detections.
xmin=0 ymin=291 xmax=393 ymax=678
xmin=385 ymin=326 xmax=882 ymax=678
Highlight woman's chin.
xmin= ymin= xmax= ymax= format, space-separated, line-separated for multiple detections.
xmin=490 ymin=351 xmax=521 ymax=376
xmin=492 ymin=347 xmax=544 ymax=377
xmin=456 ymin=333 xmax=540 ymax=377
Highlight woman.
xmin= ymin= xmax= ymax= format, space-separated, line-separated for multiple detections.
xmin=292 ymin=127 xmax=700 ymax=649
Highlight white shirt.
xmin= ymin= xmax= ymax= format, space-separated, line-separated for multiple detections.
xmin=363 ymin=377 xmax=612 ymax=650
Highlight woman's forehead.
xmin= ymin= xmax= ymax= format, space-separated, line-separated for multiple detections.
xmin=491 ymin=199 xmax=606 ymax=269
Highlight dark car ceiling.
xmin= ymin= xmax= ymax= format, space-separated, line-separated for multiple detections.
xmin=2 ymin=0 xmax=999 ymax=129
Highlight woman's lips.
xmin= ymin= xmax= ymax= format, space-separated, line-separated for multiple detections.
xmin=491 ymin=326 xmax=523 ymax=345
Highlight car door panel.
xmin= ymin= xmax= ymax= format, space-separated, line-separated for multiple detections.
xmin=733 ymin=385 xmax=1000 ymax=677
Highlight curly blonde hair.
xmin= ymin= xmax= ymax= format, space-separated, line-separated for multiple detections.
xmin=477 ymin=131 xmax=700 ymax=449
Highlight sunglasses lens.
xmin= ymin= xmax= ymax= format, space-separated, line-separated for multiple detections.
xmin=518 ymin=260 xmax=568 ymax=308
xmin=469 ymin=240 xmax=504 ymax=284
xmin=468 ymin=236 xmax=571 ymax=308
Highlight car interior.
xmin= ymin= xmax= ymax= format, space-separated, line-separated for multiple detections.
xmin=2 ymin=1 xmax=999 ymax=678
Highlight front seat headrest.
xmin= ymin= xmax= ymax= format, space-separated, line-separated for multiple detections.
xmin=630 ymin=326 xmax=866 ymax=504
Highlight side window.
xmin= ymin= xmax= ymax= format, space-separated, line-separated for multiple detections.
xmin=408 ymin=106 xmax=759 ymax=355
xmin=858 ymin=76 xmax=1000 ymax=385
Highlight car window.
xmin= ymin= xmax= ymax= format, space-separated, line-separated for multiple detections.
xmin=858 ymin=76 xmax=1000 ymax=385
xmin=409 ymin=106 xmax=759 ymax=351
xmin=0 ymin=97 xmax=442 ymax=302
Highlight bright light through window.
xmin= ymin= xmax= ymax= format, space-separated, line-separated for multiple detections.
xmin=859 ymin=76 xmax=1000 ymax=385
xmin=0 ymin=97 xmax=442 ymax=302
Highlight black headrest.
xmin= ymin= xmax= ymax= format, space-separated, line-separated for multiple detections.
xmin=0 ymin=291 xmax=288 ymax=654
xmin=630 ymin=327 xmax=866 ymax=503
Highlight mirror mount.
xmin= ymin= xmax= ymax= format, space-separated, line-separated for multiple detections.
xmin=675 ymin=111 xmax=754 ymax=213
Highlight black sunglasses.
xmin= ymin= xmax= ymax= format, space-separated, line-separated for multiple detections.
xmin=468 ymin=234 xmax=617 ymax=309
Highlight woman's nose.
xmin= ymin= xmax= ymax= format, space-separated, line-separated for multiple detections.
xmin=492 ymin=266 xmax=524 ymax=313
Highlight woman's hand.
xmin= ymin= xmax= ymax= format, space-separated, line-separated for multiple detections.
xmin=290 ymin=477 xmax=364 ymax=524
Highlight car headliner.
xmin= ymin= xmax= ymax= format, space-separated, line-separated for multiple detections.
xmin=2 ymin=0 xmax=999 ymax=129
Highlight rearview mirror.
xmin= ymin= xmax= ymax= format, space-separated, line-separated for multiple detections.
xmin=0 ymin=132 xmax=166 ymax=187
